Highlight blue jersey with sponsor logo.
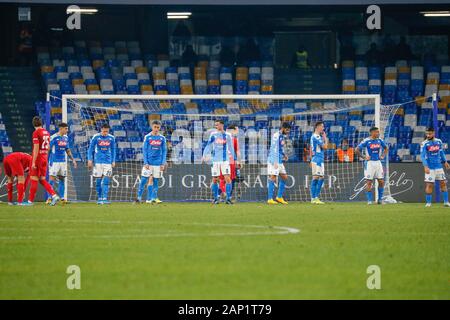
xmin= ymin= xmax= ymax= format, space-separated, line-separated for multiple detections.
xmin=203 ymin=131 xmax=236 ymax=163
xmin=310 ymin=133 xmax=325 ymax=165
xmin=143 ymin=133 xmax=167 ymax=166
xmin=420 ymin=138 xmax=446 ymax=170
xmin=87 ymin=133 xmax=116 ymax=164
xmin=357 ymin=138 xmax=387 ymax=161
xmin=268 ymin=131 xmax=285 ymax=164
xmin=49 ymin=133 xmax=69 ymax=164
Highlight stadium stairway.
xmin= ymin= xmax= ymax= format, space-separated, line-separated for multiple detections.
xmin=275 ymin=67 xmax=340 ymax=94
xmin=0 ymin=66 xmax=44 ymax=153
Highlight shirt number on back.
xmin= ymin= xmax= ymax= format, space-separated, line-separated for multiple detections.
xmin=41 ymin=136 xmax=50 ymax=150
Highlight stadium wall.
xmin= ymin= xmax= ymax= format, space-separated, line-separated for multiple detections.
xmin=0 ymin=163 xmax=428 ymax=203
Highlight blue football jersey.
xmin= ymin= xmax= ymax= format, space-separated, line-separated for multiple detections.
xmin=143 ymin=133 xmax=167 ymax=166
xmin=310 ymin=133 xmax=325 ymax=165
xmin=49 ymin=133 xmax=69 ymax=164
xmin=357 ymin=138 xmax=387 ymax=161
xmin=420 ymin=138 xmax=446 ymax=170
xmin=267 ymin=130 xmax=285 ymax=164
xmin=203 ymin=131 xmax=236 ymax=163
xmin=87 ymin=133 xmax=116 ymax=164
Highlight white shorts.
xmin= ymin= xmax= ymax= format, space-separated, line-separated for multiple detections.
xmin=211 ymin=161 xmax=230 ymax=177
xmin=49 ymin=162 xmax=67 ymax=177
xmin=364 ymin=160 xmax=384 ymax=180
xmin=425 ymin=168 xmax=446 ymax=183
xmin=267 ymin=163 xmax=286 ymax=176
xmin=93 ymin=163 xmax=113 ymax=178
xmin=311 ymin=161 xmax=325 ymax=177
xmin=141 ymin=165 xmax=163 ymax=178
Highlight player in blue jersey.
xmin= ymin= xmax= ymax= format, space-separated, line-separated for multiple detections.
xmin=420 ymin=127 xmax=450 ymax=207
xmin=202 ymin=119 xmax=236 ymax=205
xmin=136 ymin=120 xmax=167 ymax=204
xmin=355 ymin=127 xmax=388 ymax=205
xmin=87 ymin=123 xmax=116 ymax=204
xmin=267 ymin=122 xmax=291 ymax=205
xmin=47 ymin=122 xmax=77 ymax=204
xmin=310 ymin=121 xmax=328 ymax=204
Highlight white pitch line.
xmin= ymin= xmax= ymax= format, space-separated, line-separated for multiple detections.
xmin=0 ymin=218 xmax=300 ymax=240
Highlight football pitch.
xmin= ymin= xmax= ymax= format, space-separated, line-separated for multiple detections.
xmin=0 ymin=202 xmax=448 ymax=300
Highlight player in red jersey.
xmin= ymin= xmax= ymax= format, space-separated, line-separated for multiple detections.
xmin=219 ymin=124 xmax=241 ymax=200
xmin=25 ymin=116 xmax=59 ymax=206
xmin=2 ymin=152 xmax=32 ymax=205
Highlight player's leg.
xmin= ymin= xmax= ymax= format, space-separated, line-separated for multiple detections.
xmin=27 ymin=174 xmax=39 ymax=204
xmin=223 ymin=174 xmax=233 ymax=203
xmin=6 ymin=176 xmax=14 ymax=204
xmin=425 ymin=182 xmax=433 ymax=207
xmin=365 ymin=179 xmax=374 ymax=204
xmin=16 ymin=175 xmax=26 ymax=204
xmin=47 ymin=175 xmax=57 ymax=204
xmin=93 ymin=164 xmax=103 ymax=204
xmin=100 ymin=165 xmax=112 ymax=204
xmin=314 ymin=164 xmax=325 ymax=203
xmin=424 ymin=169 xmax=434 ymax=207
xmin=219 ymin=174 xmax=226 ymax=199
xmin=275 ymin=164 xmax=288 ymax=204
xmin=267 ymin=163 xmax=278 ymax=204
xmin=220 ymin=162 xmax=233 ymax=203
xmin=438 ymin=173 xmax=449 ymax=206
xmin=211 ymin=163 xmax=220 ymax=204
xmin=152 ymin=165 xmax=164 ymax=203
xmin=39 ymin=176 xmax=58 ymax=205
xmin=146 ymin=176 xmax=154 ymax=203
xmin=137 ymin=166 xmax=150 ymax=202
xmin=57 ymin=175 xmax=66 ymax=202
xmin=3 ymin=161 xmax=14 ymax=204
xmin=376 ymin=179 xmax=384 ymax=204
xmin=310 ymin=162 xmax=319 ymax=203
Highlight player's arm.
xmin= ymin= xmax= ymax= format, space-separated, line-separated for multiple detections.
xmin=65 ymin=148 xmax=77 ymax=168
xmin=142 ymin=136 xmax=149 ymax=169
xmin=381 ymin=140 xmax=388 ymax=160
xmin=111 ymin=136 xmax=116 ymax=168
xmin=202 ymin=134 xmax=214 ymax=162
xmin=31 ymin=134 xmax=39 ymax=170
xmin=440 ymin=148 xmax=450 ymax=170
xmin=226 ymin=134 xmax=236 ymax=161
xmin=272 ymin=134 xmax=280 ymax=167
xmin=355 ymin=141 xmax=368 ymax=160
xmin=87 ymin=136 xmax=95 ymax=169
xmin=161 ymin=137 xmax=168 ymax=171
xmin=420 ymin=143 xmax=430 ymax=174
xmin=321 ymin=132 xmax=328 ymax=150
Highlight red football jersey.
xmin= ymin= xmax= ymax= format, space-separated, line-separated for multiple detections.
xmin=32 ymin=127 xmax=51 ymax=158
xmin=7 ymin=152 xmax=32 ymax=171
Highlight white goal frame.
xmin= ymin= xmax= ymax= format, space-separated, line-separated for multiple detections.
xmin=61 ymin=93 xmax=389 ymax=202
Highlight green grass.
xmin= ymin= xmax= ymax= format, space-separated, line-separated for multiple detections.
xmin=0 ymin=202 xmax=449 ymax=299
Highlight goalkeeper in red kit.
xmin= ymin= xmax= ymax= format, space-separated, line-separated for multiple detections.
xmin=2 ymin=152 xmax=32 ymax=205
xmin=24 ymin=116 xmax=59 ymax=205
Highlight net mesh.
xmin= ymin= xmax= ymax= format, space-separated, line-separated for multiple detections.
xmin=60 ymin=94 xmax=399 ymax=202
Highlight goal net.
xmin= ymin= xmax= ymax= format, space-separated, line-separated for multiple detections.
xmin=59 ymin=94 xmax=399 ymax=202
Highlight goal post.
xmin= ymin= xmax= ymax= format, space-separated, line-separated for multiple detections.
xmin=59 ymin=93 xmax=398 ymax=203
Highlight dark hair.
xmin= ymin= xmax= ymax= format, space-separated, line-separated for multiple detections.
xmin=425 ymin=127 xmax=435 ymax=132
xmin=32 ymin=116 xmax=43 ymax=128
xmin=215 ymin=119 xmax=224 ymax=125
xmin=227 ymin=124 xmax=238 ymax=130
xmin=151 ymin=120 xmax=162 ymax=126
xmin=314 ymin=121 xmax=324 ymax=129
xmin=101 ymin=123 xmax=110 ymax=129
xmin=369 ymin=126 xmax=379 ymax=133
xmin=58 ymin=122 xmax=68 ymax=128
xmin=281 ymin=122 xmax=291 ymax=129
